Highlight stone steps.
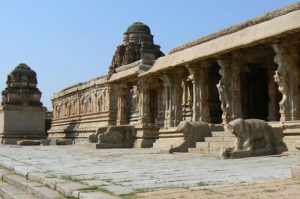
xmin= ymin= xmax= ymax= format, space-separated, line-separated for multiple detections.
xmin=0 ymin=167 xmax=120 ymax=199
xmin=0 ymin=181 xmax=38 ymax=199
xmin=188 ymin=129 xmax=235 ymax=156
xmin=2 ymin=174 xmax=63 ymax=199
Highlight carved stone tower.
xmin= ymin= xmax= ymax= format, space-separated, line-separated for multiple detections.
xmin=0 ymin=63 xmax=46 ymax=144
xmin=2 ymin=63 xmax=43 ymax=106
xmin=108 ymin=22 xmax=164 ymax=76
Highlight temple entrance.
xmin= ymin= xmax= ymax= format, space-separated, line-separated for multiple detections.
xmin=149 ymin=89 xmax=157 ymax=124
xmin=241 ymin=64 xmax=269 ymax=120
xmin=209 ymin=63 xmax=222 ymax=123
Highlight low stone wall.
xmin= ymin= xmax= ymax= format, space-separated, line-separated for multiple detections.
xmin=292 ymin=141 xmax=300 ymax=178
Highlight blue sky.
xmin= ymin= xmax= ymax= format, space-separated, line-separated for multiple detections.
xmin=0 ymin=0 xmax=298 ymax=109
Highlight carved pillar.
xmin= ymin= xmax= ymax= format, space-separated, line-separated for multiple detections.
xmin=138 ymin=78 xmax=151 ymax=124
xmin=267 ymin=60 xmax=279 ymax=121
xmin=161 ymin=72 xmax=183 ymax=128
xmin=172 ymin=74 xmax=183 ymax=126
xmin=186 ymin=64 xmax=199 ymax=121
xmin=181 ymin=79 xmax=192 ymax=121
xmin=162 ymin=75 xmax=172 ymax=128
xmin=273 ymin=41 xmax=300 ymax=122
xmin=217 ymin=55 xmax=243 ymax=124
xmin=198 ymin=61 xmax=211 ymax=122
xmin=117 ymin=83 xmax=128 ymax=125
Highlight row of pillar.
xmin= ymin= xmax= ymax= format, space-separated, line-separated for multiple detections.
xmin=114 ymin=40 xmax=300 ymax=128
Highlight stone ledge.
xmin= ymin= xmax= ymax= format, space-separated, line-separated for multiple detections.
xmin=169 ymin=2 xmax=300 ymax=54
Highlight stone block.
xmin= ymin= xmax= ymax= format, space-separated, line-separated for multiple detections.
xmin=56 ymin=182 xmax=89 ymax=197
xmin=17 ymin=140 xmax=41 ymax=146
xmin=0 ymin=105 xmax=46 ymax=144
xmin=27 ymin=172 xmax=51 ymax=183
xmin=79 ymin=192 xmax=119 ymax=199
xmin=0 ymin=181 xmax=36 ymax=199
xmin=56 ymin=139 xmax=74 ymax=145
xmin=42 ymin=177 xmax=68 ymax=189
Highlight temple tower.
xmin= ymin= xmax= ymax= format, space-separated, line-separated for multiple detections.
xmin=0 ymin=63 xmax=46 ymax=144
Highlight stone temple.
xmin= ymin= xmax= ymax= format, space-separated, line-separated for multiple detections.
xmin=48 ymin=2 xmax=300 ymax=166
xmin=0 ymin=63 xmax=46 ymax=144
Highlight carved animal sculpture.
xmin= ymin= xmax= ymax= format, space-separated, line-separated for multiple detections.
xmin=226 ymin=118 xmax=285 ymax=151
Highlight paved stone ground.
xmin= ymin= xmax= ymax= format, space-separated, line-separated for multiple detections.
xmin=0 ymin=144 xmax=296 ymax=196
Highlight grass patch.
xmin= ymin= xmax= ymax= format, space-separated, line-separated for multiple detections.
xmin=60 ymin=175 xmax=81 ymax=183
xmin=196 ymin=182 xmax=207 ymax=186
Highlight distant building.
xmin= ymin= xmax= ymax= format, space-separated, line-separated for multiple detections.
xmin=0 ymin=63 xmax=47 ymax=144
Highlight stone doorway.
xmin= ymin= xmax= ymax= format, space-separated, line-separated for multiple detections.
xmin=149 ymin=89 xmax=157 ymax=124
xmin=241 ymin=64 xmax=280 ymax=121
xmin=209 ymin=63 xmax=222 ymax=123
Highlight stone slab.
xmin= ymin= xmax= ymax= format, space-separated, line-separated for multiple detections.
xmin=79 ymin=192 xmax=120 ymax=199
xmin=42 ymin=177 xmax=68 ymax=190
xmin=56 ymin=181 xmax=90 ymax=197
xmin=0 ymin=181 xmax=37 ymax=199
xmin=0 ymin=145 xmax=296 ymax=196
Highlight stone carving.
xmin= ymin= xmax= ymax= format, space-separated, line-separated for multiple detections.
xmin=217 ymin=80 xmax=230 ymax=123
xmin=96 ymin=125 xmax=135 ymax=148
xmin=2 ymin=63 xmax=42 ymax=106
xmin=169 ymin=121 xmax=211 ymax=153
xmin=108 ymin=22 xmax=164 ymax=76
xmin=274 ymin=70 xmax=289 ymax=120
xmin=222 ymin=118 xmax=287 ymax=158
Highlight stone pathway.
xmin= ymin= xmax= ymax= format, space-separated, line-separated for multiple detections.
xmin=0 ymin=145 xmax=296 ymax=197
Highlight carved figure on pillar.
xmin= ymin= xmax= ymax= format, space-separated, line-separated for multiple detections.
xmin=217 ymin=80 xmax=231 ymax=124
xmin=274 ymin=70 xmax=289 ymax=122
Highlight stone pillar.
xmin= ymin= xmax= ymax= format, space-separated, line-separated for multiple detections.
xmin=217 ymin=55 xmax=243 ymax=124
xmin=117 ymin=83 xmax=128 ymax=125
xmin=161 ymin=72 xmax=183 ymax=128
xmin=267 ymin=60 xmax=279 ymax=121
xmin=172 ymin=74 xmax=183 ymax=126
xmin=186 ymin=64 xmax=199 ymax=121
xmin=186 ymin=62 xmax=211 ymax=122
xmin=181 ymin=79 xmax=192 ymax=121
xmin=138 ymin=78 xmax=151 ymax=124
xmin=273 ymin=41 xmax=300 ymax=122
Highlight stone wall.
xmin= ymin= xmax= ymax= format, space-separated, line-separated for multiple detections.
xmin=48 ymin=75 xmax=117 ymax=140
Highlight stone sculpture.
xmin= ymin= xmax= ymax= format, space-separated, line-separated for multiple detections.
xmin=95 ymin=125 xmax=135 ymax=148
xmin=169 ymin=121 xmax=211 ymax=153
xmin=222 ymin=118 xmax=287 ymax=158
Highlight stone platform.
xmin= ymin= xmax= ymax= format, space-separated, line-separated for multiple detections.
xmin=0 ymin=145 xmax=296 ymax=197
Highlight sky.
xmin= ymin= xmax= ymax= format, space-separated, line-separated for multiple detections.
xmin=0 ymin=0 xmax=299 ymax=110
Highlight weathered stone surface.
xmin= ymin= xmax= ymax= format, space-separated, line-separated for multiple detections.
xmin=0 ymin=145 xmax=296 ymax=195
xmin=96 ymin=125 xmax=135 ymax=148
xmin=221 ymin=119 xmax=287 ymax=158
xmin=79 ymin=192 xmax=119 ymax=199
xmin=0 ymin=181 xmax=37 ymax=199
xmin=56 ymin=182 xmax=89 ymax=197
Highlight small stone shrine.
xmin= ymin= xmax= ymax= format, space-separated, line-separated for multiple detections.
xmin=0 ymin=63 xmax=47 ymax=144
